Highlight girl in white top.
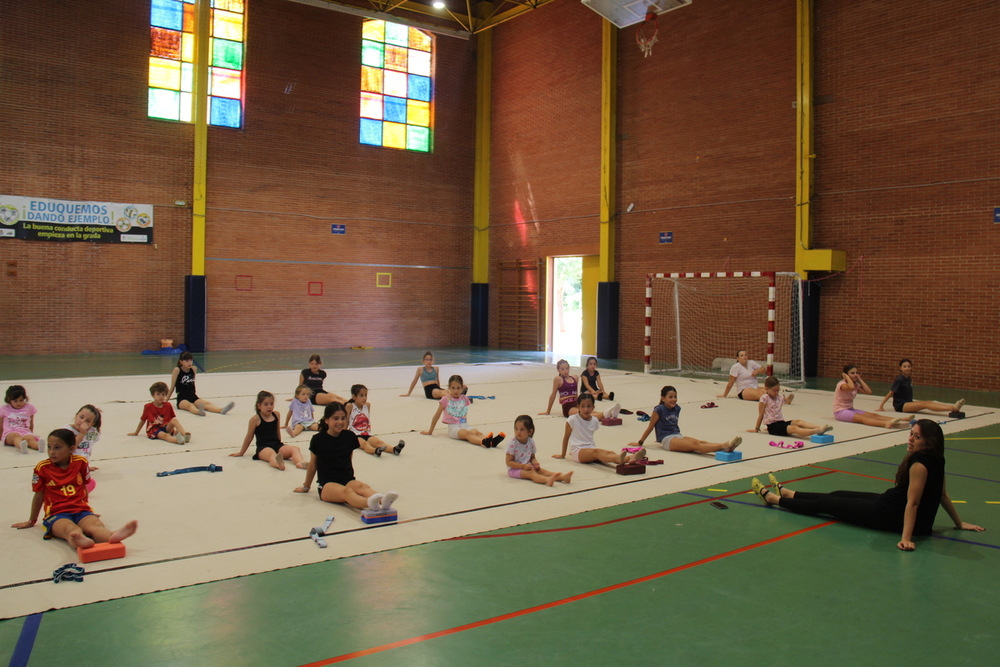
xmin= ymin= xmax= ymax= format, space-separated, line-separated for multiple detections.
xmin=284 ymin=385 xmax=320 ymax=437
xmin=347 ymin=384 xmax=404 ymax=457
xmin=718 ymin=350 xmax=766 ymax=401
xmin=553 ymin=394 xmax=644 ymax=465
xmin=505 ymin=415 xmax=571 ymax=486
xmin=64 ymin=404 xmax=102 ymax=469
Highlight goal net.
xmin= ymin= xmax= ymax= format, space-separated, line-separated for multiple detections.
xmin=644 ymin=272 xmax=804 ymax=383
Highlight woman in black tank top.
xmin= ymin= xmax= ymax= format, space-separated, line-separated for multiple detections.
xmin=752 ymin=420 xmax=984 ymax=551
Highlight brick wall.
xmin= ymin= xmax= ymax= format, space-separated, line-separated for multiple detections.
xmin=1 ymin=0 xmax=192 ymax=354
xmin=488 ymin=0 xmax=604 ymax=345
xmin=1 ymin=0 xmax=477 ymax=354
xmin=6 ymin=0 xmax=998 ymax=390
xmin=808 ymin=0 xmax=1000 ymax=391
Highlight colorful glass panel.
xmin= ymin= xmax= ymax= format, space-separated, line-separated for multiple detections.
xmin=361 ymin=41 xmax=384 ymax=69
xmin=406 ymin=100 xmax=430 ymax=127
xmin=210 ymin=69 xmax=242 ymax=99
xmin=384 ymin=96 xmax=407 ymax=124
xmin=151 ymin=28 xmax=182 ymax=59
xmin=407 ymin=125 xmax=430 ymax=152
xmin=181 ymin=63 xmax=194 ymax=92
xmin=408 ymin=74 xmax=431 ymax=102
xmin=149 ymin=57 xmax=182 ymax=90
xmin=213 ymin=0 xmax=245 ymax=12
xmin=384 ymin=22 xmax=409 ymax=47
xmin=212 ymin=39 xmax=243 ymax=70
xmin=149 ymin=88 xmax=181 ymax=120
xmin=149 ymin=0 xmax=245 ymax=127
xmin=359 ymin=20 xmax=432 ymax=151
xmin=360 ymin=93 xmax=383 ymax=120
xmin=384 ymin=45 xmax=407 ymax=72
xmin=151 ymin=0 xmax=184 ymax=31
xmin=360 ymin=118 xmax=382 ymax=145
xmin=383 ymin=70 xmax=407 ymax=98
xmin=210 ymin=96 xmax=241 ymax=127
xmin=360 ymin=66 xmax=383 ymax=94
xmin=212 ymin=10 xmax=243 ymax=40
xmin=361 ymin=20 xmax=385 ymax=42
xmin=408 ymin=27 xmax=431 ymax=52
xmin=382 ymin=122 xmax=406 ymax=148
xmin=407 ymin=50 xmax=430 ymax=76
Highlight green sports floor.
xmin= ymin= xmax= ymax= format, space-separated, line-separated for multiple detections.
xmin=1 ymin=349 xmax=998 ymax=666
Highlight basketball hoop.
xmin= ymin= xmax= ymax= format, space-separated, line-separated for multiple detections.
xmin=636 ymin=9 xmax=659 ymax=58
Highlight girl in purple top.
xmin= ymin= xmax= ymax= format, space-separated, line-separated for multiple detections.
xmin=540 ymin=360 xmax=620 ymax=420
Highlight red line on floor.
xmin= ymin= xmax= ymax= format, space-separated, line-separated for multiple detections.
xmin=298 ymin=521 xmax=836 ymax=666
xmin=449 ymin=470 xmax=836 ymax=540
xmin=808 ymin=465 xmax=893 ymax=482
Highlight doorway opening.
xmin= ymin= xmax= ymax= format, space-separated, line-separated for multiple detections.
xmin=550 ymin=256 xmax=583 ymax=356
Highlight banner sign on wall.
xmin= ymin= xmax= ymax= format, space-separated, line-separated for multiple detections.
xmin=0 ymin=195 xmax=154 ymax=244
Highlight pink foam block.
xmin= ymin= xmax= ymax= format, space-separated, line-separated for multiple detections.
xmin=77 ymin=541 xmax=126 ymax=563
xmin=600 ymin=418 xmax=622 ymax=426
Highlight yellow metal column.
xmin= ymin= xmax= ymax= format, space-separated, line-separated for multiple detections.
xmin=794 ymin=0 xmax=845 ymax=277
xmin=598 ymin=19 xmax=617 ymax=284
xmin=470 ymin=16 xmax=493 ymax=347
xmin=191 ymin=0 xmax=210 ymax=276
xmin=472 ymin=15 xmax=493 ymax=284
xmin=581 ymin=255 xmax=599 ymax=354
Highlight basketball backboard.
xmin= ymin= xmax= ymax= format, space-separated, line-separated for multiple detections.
xmin=580 ymin=0 xmax=692 ymax=29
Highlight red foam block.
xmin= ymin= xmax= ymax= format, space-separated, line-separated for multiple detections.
xmin=616 ymin=463 xmax=646 ymax=476
xmin=600 ymin=418 xmax=622 ymax=426
xmin=77 ymin=541 xmax=126 ymax=563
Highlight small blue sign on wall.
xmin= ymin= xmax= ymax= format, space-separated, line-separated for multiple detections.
xmin=659 ymin=231 xmax=673 ymax=244
xmin=331 ymin=224 xmax=346 ymax=235
xmin=994 ymin=207 xmax=1000 ymax=223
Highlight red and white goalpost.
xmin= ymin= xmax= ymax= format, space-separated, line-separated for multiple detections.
xmin=643 ymin=271 xmax=804 ymax=382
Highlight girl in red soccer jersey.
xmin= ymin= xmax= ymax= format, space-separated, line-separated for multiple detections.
xmin=11 ymin=428 xmax=137 ymax=549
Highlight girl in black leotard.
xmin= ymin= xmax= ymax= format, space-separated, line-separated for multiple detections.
xmin=753 ymin=419 xmax=984 ymax=551
xmin=168 ymin=351 xmax=234 ymax=416
xmin=231 ymin=391 xmax=306 ymax=470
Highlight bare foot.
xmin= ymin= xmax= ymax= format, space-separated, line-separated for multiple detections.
xmin=273 ymin=452 xmax=285 ymax=470
xmin=888 ymin=417 xmax=906 ymax=429
xmin=954 ymin=398 xmax=965 ymax=412
xmin=295 ymin=461 xmax=308 ymax=470
xmin=68 ymin=532 xmax=95 ymax=549
xmin=559 ymin=471 xmax=573 ymax=483
xmin=109 ymin=520 xmax=138 ymax=543
xmin=786 ymin=393 xmax=794 ymax=404
xmin=545 ymin=475 xmax=556 ymax=486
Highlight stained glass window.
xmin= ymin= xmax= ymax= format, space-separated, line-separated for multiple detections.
xmin=148 ymin=0 xmax=246 ymax=128
xmin=359 ymin=20 xmax=433 ymax=152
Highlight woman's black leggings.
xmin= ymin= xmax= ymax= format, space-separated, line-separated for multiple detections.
xmin=779 ymin=490 xmax=898 ymax=532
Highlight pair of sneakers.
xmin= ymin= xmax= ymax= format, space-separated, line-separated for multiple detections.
xmin=481 ymin=432 xmax=506 ymax=448
xmin=374 ymin=440 xmax=406 ymax=457
xmin=367 ymin=490 xmax=399 ymax=512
